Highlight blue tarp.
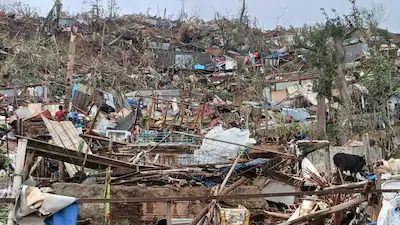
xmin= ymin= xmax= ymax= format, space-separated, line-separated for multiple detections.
xmin=232 ymin=158 xmax=269 ymax=172
xmin=71 ymin=82 xmax=78 ymax=98
xmin=194 ymin=64 xmax=206 ymax=70
xmin=267 ymin=51 xmax=288 ymax=59
xmin=44 ymin=202 xmax=79 ymax=225
xmin=281 ymin=108 xmax=310 ymax=121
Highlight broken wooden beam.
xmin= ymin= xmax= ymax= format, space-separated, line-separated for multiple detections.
xmin=263 ymin=211 xmax=291 ymax=219
xmin=296 ymin=140 xmax=330 ymax=155
xmin=23 ymin=137 xmax=154 ymax=170
xmin=278 ymin=196 xmax=366 ymax=225
xmin=323 ymin=180 xmax=369 ymax=191
xmin=80 ymin=133 xmax=129 ymax=145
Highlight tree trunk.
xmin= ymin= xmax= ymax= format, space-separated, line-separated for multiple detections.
xmin=239 ymin=0 xmax=246 ymax=24
xmin=317 ymin=94 xmax=327 ymax=139
xmin=333 ymin=38 xmax=352 ymax=144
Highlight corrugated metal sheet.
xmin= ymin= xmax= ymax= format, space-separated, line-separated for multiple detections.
xmin=157 ymin=51 xmax=175 ymax=68
xmin=262 ymin=180 xmax=297 ymax=205
xmin=274 ymin=81 xmax=299 ymax=91
xmin=344 ymin=43 xmax=369 ymax=63
xmin=148 ymin=42 xmax=170 ymax=50
xmin=157 ymin=51 xmax=213 ymax=69
xmin=42 ymin=117 xmax=92 ymax=177
xmin=125 ymin=89 xmax=180 ymax=106
xmin=72 ymin=91 xmax=91 ymax=111
xmin=175 ymin=54 xmax=194 ymax=69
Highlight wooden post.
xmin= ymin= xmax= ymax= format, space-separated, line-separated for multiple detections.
xmin=324 ymin=146 xmax=331 ymax=179
xmin=22 ymin=153 xmax=35 ymax=181
xmin=86 ymin=109 xmax=100 ymax=135
xmin=162 ymin=102 xmax=169 ymax=130
xmin=13 ymin=87 xmax=18 ymax=108
xmin=363 ymin=133 xmax=372 ymax=172
xmin=58 ymin=161 xmax=65 ymax=181
xmin=317 ymin=94 xmax=327 ymax=138
xmin=104 ymin=138 xmax=112 ymax=224
xmin=167 ymin=201 xmax=172 ymax=225
xmin=64 ymin=31 xmax=77 ymax=110
xmin=43 ymin=84 xmax=48 ymax=103
xmin=7 ymin=139 xmax=28 ymax=225
xmin=13 ymin=139 xmax=27 ymax=194
xmin=376 ymin=172 xmax=382 ymax=211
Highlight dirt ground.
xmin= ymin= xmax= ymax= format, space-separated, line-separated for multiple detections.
xmin=52 ymin=182 xmax=266 ymax=225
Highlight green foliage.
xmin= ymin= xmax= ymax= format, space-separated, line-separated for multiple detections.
xmin=298 ymin=0 xmax=376 ymax=99
xmin=1 ymin=37 xmax=68 ymax=93
xmin=299 ymin=25 xmax=335 ymax=98
xmin=360 ymin=52 xmax=396 ymax=110
xmin=272 ymin=114 xmax=310 ymax=143
xmin=326 ymin=123 xmax=338 ymax=142
xmin=0 ymin=207 xmax=7 ymax=224
xmin=0 ymin=148 xmax=12 ymax=170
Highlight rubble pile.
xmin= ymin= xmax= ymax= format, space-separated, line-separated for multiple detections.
xmin=0 ymin=4 xmax=400 ymax=225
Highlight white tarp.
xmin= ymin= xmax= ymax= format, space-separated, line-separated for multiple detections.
xmin=302 ymin=157 xmax=322 ymax=179
xmin=377 ymin=180 xmax=400 ymax=225
xmin=14 ymin=185 xmax=77 ymax=225
xmin=190 ymin=125 xmax=255 ymax=164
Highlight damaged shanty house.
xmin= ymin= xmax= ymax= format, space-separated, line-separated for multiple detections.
xmin=1 ymin=0 xmax=400 ymax=225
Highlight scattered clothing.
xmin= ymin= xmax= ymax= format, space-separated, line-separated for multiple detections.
xmin=55 ymin=110 xmax=63 ymax=121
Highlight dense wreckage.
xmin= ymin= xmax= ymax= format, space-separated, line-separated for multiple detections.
xmin=0 ymin=7 xmax=400 ymax=225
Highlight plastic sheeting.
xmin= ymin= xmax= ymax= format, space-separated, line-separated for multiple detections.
xmin=281 ymin=108 xmax=310 ymax=121
xmin=14 ymin=185 xmax=78 ymax=225
xmin=377 ymin=180 xmax=400 ymax=225
xmin=189 ymin=125 xmax=255 ymax=164
xmin=302 ymin=157 xmax=322 ymax=179
xmin=44 ymin=203 xmax=79 ymax=225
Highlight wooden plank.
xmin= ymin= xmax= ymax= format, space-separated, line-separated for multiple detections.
xmin=12 ymin=139 xmax=27 ymax=195
xmin=324 ymin=146 xmax=331 ymax=178
xmin=263 ymin=211 xmax=291 ymax=219
xmin=167 ymin=201 xmax=172 ymax=225
xmin=24 ymin=137 xmax=151 ymax=170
